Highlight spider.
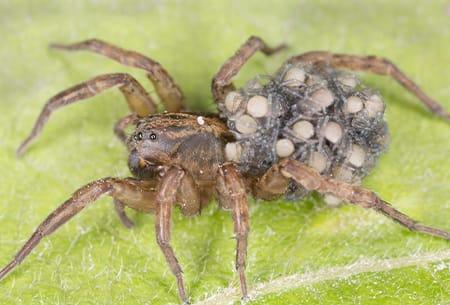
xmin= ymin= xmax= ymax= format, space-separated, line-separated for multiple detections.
xmin=1 ymin=36 xmax=449 ymax=304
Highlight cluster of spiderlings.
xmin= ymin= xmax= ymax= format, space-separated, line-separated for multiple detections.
xmin=219 ymin=62 xmax=390 ymax=202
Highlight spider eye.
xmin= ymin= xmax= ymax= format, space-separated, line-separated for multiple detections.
xmin=149 ymin=133 xmax=157 ymax=141
xmin=134 ymin=132 xmax=143 ymax=141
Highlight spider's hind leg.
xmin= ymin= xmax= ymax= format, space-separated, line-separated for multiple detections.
xmin=280 ymin=159 xmax=449 ymax=240
xmin=286 ymin=51 xmax=450 ymax=121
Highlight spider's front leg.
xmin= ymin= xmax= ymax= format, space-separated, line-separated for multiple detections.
xmin=0 ymin=177 xmax=157 ymax=281
xmin=17 ymin=73 xmax=156 ymax=156
xmin=217 ymin=163 xmax=250 ymax=299
xmin=113 ymin=198 xmax=135 ymax=228
xmin=280 ymin=159 xmax=449 ymax=240
xmin=50 ymin=38 xmax=185 ymax=112
xmin=114 ymin=113 xmax=139 ymax=145
xmin=154 ymin=166 xmax=189 ymax=304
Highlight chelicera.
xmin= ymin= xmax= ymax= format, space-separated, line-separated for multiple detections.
xmin=1 ymin=36 xmax=449 ymax=304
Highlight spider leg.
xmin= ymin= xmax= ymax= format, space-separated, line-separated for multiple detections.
xmin=0 ymin=177 xmax=157 ymax=282
xmin=114 ymin=113 xmax=139 ymax=145
xmin=252 ymin=162 xmax=289 ymax=200
xmin=50 ymin=39 xmax=185 ymax=112
xmin=217 ymin=163 xmax=250 ymax=299
xmin=113 ymin=198 xmax=135 ymax=229
xmin=154 ymin=166 xmax=189 ymax=304
xmin=176 ymin=170 xmax=201 ymax=216
xmin=280 ymin=159 xmax=449 ymax=240
xmin=17 ymin=73 xmax=155 ymax=156
xmin=286 ymin=51 xmax=450 ymax=121
xmin=212 ymin=35 xmax=287 ymax=103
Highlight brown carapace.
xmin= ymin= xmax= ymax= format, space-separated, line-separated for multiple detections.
xmin=1 ymin=36 xmax=449 ymax=304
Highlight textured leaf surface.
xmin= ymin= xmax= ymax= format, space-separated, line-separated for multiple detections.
xmin=0 ymin=1 xmax=449 ymax=304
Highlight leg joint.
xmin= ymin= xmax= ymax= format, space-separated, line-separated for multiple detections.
xmin=156 ymin=235 xmax=170 ymax=248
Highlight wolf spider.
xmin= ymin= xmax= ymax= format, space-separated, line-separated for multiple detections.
xmin=1 ymin=36 xmax=449 ymax=304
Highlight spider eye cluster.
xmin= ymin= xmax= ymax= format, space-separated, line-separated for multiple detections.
xmin=133 ymin=131 xmax=157 ymax=142
xmin=219 ymin=62 xmax=389 ymax=201
xmin=134 ymin=132 xmax=143 ymax=141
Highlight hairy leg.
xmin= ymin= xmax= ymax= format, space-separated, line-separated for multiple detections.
xmin=286 ymin=51 xmax=450 ymax=121
xmin=51 ymin=39 xmax=185 ymax=112
xmin=114 ymin=199 xmax=135 ymax=228
xmin=17 ymin=73 xmax=156 ymax=156
xmin=217 ymin=163 xmax=250 ymax=299
xmin=114 ymin=113 xmax=139 ymax=145
xmin=0 ymin=177 xmax=157 ymax=281
xmin=280 ymin=159 xmax=449 ymax=240
xmin=154 ymin=166 xmax=189 ymax=304
xmin=212 ymin=36 xmax=287 ymax=103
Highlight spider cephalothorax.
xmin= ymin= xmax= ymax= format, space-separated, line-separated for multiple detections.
xmin=127 ymin=113 xmax=229 ymax=182
xmin=1 ymin=36 xmax=449 ymax=304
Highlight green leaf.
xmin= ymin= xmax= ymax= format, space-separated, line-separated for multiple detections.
xmin=0 ymin=1 xmax=449 ymax=304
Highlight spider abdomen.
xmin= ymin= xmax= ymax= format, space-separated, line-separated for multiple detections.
xmin=220 ymin=63 xmax=389 ymax=200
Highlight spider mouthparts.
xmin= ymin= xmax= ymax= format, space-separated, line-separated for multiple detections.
xmin=128 ymin=151 xmax=162 ymax=179
xmin=138 ymin=157 xmax=149 ymax=168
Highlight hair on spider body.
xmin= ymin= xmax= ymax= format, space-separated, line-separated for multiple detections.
xmin=1 ymin=36 xmax=448 ymax=304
